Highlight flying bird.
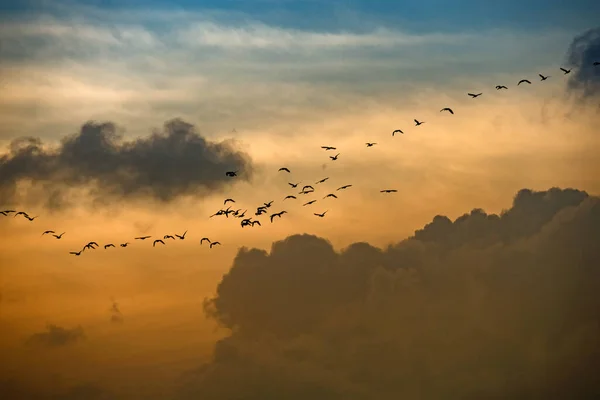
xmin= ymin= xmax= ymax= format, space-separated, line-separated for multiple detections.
xmin=153 ymin=239 xmax=165 ymax=247
xmin=164 ymin=234 xmax=175 ymax=240
xmin=518 ymin=79 xmax=531 ymax=85
xmin=104 ymin=244 xmax=115 ymax=249
xmin=321 ymin=146 xmax=336 ymax=151
xmin=1 ymin=210 xmax=15 ymax=215
xmin=120 ymin=243 xmax=129 ymax=248
xmin=495 ymin=85 xmax=508 ymax=90
xmin=303 ymin=200 xmax=316 ymax=206
xmin=314 ymin=211 xmax=328 ymax=218
xmin=52 ymin=232 xmax=65 ymax=239
xmin=329 ymin=153 xmax=340 ymax=160
xmin=251 ymin=220 xmax=261 ymax=227
xmin=337 ymin=185 xmax=352 ymax=190
xmin=289 ymin=182 xmax=299 ymax=188
xmin=264 ymin=201 xmax=274 ymax=208
xmin=392 ymin=129 xmax=403 ymax=136
xmin=175 ymin=230 xmax=187 ymax=240
xmin=14 ymin=211 xmax=28 ymax=218
xmin=366 ymin=142 xmax=377 ymax=147
xmin=42 ymin=230 xmax=55 ymax=236
xmin=135 ymin=236 xmax=151 ymax=240
xmin=414 ymin=119 xmax=425 ymax=126
xmin=278 ymin=167 xmax=291 ymax=173
xmin=323 ymin=193 xmax=338 ymax=199
xmin=380 ymin=189 xmax=398 ymax=193
xmin=224 ymin=198 xmax=235 ymax=205
xmin=440 ymin=108 xmax=454 ymax=114
xmin=209 ymin=241 xmax=221 ymax=249
xmin=593 ymin=61 xmax=599 ymax=66
xmin=467 ymin=93 xmax=482 ymax=98
xmin=200 ymin=237 xmax=211 ymax=245
xmin=284 ymin=195 xmax=297 ymax=200
xmin=70 ymin=250 xmax=83 ymax=256
xmin=302 ymin=185 xmax=314 ymax=192
xmin=316 ymin=177 xmax=329 ymax=184
xmin=539 ymin=74 xmax=550 ymax=81
xmin=559 ymin=67 xmax=571 ymax=74
xmin=225 ymin=171 xmax=238 ymax=177
xmin=270 ymin=211 xmax=287 ymax=223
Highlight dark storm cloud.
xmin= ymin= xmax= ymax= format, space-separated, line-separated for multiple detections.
xmin=25 ymin=324 xmax=85 ymax=348
xmin=0 ymin=118 xmax=253 ymax=209
xmin=565 ymin=27 xmax=600 ymax=97
xmin=181 ymin=187 xmax=600 ymax=399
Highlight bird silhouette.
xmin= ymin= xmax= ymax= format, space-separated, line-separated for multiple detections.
xmin=104 ymin=244 xmax=115 ymax=249
xmin=467 ymin=93 xmax=482 ymax=98
xmin=316 ymin=177 xmax=329 ymax=184
xmin=14 ymin=211 xmax=28 ymax=218
xmin=518 ymin=79 xmax=531 ymax=85
xmin=323 ymin=193 xmax=338 ymax=199
xmin=539 ymin=73 xmax=550 ymax=81
xmin=209 ymin=241 xmax=221 ymax=249
xmin=330 ymin=153 xmax=340 ymax=160
xmin=392 ymin=129 xmax=404 ymax=136
xmin=70 ymin=250 xmax=83 ymax=256
xmin=380 ymin=189 xmax=398 ymax=193
xmin=120 ymin=242 xmax=129 ymax=248
xmin=303 ymin=200 xmax=316 ymax=206
xmin=135 ymin=236 xmax=151 ymax=240
xmin=200 ymin=237 xmax=211 ymax=245
xmin=153 ymin=239 xmax=165 ymax=247
xmin=440 ymin=108 xmax=454 ymax=114
xmin=559 ymin=67 xmax=571 ymax=74
xmin=1 ymin=210 xmax=15 ymax=215
xmin=251 ymin=220 xmax=261 ymax=227
xmin=225 ymin=171 xmax=238 ymax=177
xmin=314 ymin=211 xmax=328 ymax=218
xmin=495 ymin=85 xmax=508 ymax=90
xmin=224 ymin=198 xmax=235 ymax=205
xmin=270 ymin=211 xmax=287 ymax=223
xmin=164 ymin=234 xmax=175 ymax=240
xmin=366 ymin=142 xmax=377 ymax=147
xmin=284 ymin=195 xmax=297 ymax=200
xmin=337 ymin=185 xmax=352 ymax=190
xmin=264 ymin=201 xmax=274 ymax=208
xmin=279 ymin=167 xmax=291 ymax=173
xmin=594 ymin=61 xmax=599 ymax=66
xmin=24 ymin=215 xmax=37 ymax=221
xmin=52 ymin=232 xmax=65 ymax=239
xmin=414 ymin=119 xmax=425 ymax=126
xmin=321 ymin=146 xmax=336 ymax=151
xmin=302 ymin=185 xmax=314 ymax=192
xmin=175 ymin=231 xmax=187 ymax=240
xmin=42 ymin=230 xmax=55 ymax=236
xmin=288 ymin=182 xmax=299 ymax=188
xmin=237 ymin=210 xmax=247 ymax=218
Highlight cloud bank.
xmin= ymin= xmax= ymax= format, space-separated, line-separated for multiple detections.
xmin=179 ymin=187 xmax=600 ymax=399
xmin=565 ymin=26 xmax=600 ymax=97
xmin=25 ymin=324 xmax=86 ymax=348
xmin=0 ymin=118 xmax=253 ymax=209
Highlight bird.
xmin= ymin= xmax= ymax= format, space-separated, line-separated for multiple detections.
xmin=302 ymin=185 xmax=314 ymax=192
xmin=321 ymin=146 xmax=336 ymax=151
xmin=316 ymin=177 xmax=329 ymax=184
xmin=539 ymin=74 xmax=550 ymax=81
xmin=495 ymin=85 xmax=508 ymax=90
xmin=299 ymin=189 xmax=314 ymax=195
xmin=279 ymin=167 xmax=291 ymax=173
xmin=314 ymin=211 xmax=328 ymax=218
xmin=330 ymin=153 xmax=340 ymax=160
xmin=52 ymin=232 xmax=65 ymax=239
xmin=594 ymin=61 xmax=599 ymax=66
xmin=240 ymin=218 xmax=252 ymax=227
xmin=42 ymin=230 xmax=55 ymax=236
xmin=237 ymin=210 xmax=247 ymax=218
xmin=24 ymin=215 xmax=37 ymax=221
xmin=559 ymin=67 xmax=571 ymax=74
xmin=518 ymin=79 xmax=531 ymax=85
xmin=264 ymin=201 xmax=274 ymax=208
xmin=200 ymin=237 xmax=211 ymax=245
xmin=164 ymin=234 xmax=175 ymax=240
xmin=175 ymin=230 xmax=187 ymax=240
xmin=392 ymin=129 xmax=403 ymax=136
xmin=270 ymin=211 xmax=287 ymax=223
xmin=1 ymin=209 xmax=15 ymax=215
xmin=440 ymin=108 xmax=454 ymax=114
xmin=209 ymin=241 xmax=221 ymax=249
xmin=135 ymin=236 xmax=151 ymax=240
xmin=120 ymin=242 xmax=129 ymax=248
xmin=289 ymin=182 xmax=299 ymax=188
xmin=303 ymin=200 xmax=316 ymax=206
xmin=14 ymin=211 xmax=28 ymax=218
xmin=85 ymin=241 xmax=99 ymax=248
xmin=104 ymin=244 xmax=115 ymax=249
xmin=251 ymin=220 xmax=261 ymax=227
xmin=284 ymin=195 xmax=297 ymax=200
xmin=467 ymin=93 xmax=482 ymax=98
xmin=153 ymin=239 xmax=165 ymax=247
xmin=225 ymin=171 xmax=238 ymax=177
xmin=366 ymin=142 xmax=377 ymax=147
xmin=337 ymin=185 xmax=352 ymax=190
xmin=70 ymin=250 xmax=83 ymax=256
xmin=224 ymin=198 xmax=235 ymax=205
xmin=323 ymin=193 xmax=338 ymax=199
xmin=380 ymin=189 xmax=398 ymax=193
xmin=414 ymin=119 xmax=425 ymax=126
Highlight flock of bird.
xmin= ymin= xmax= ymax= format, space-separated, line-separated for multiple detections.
xmin=1 ymin=62 xmax=598 ymax=256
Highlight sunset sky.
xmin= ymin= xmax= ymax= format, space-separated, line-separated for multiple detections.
xmin=1 ymin=1 xmax=599 ymax=399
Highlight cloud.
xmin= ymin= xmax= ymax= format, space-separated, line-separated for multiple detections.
xmin=0 ymin=379 xmax=113 ymax=400
xmin=181 ymin=187 xmax=600 ymax=399
xmin=565 ymin=27 xmax=600 ymax=97
xmin=0 ymin=118 xmax=253 ymax=209
xmin=25 ymin=324 xmax=86 ymax=348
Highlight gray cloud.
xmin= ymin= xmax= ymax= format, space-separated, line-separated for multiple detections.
xmin=565 ymin=27 xmax=600 ymax=97
xmin=25 ymin=324 xmax=86 ymax=348
xmin=0 ymin=118 xmax=253 ymax=209
xmin=181 ymin=187 xmax=600 ymax=399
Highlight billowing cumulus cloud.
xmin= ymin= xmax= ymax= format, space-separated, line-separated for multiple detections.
xmin=0 ymin=118 xmax=253 ymax=209
xmin=25 ymin=324 xmax=86 ymax=348
xmin=565 ymin=27 xmax=600 ymax=97
xmin=179 ymin=187 xmax=600 ymax=399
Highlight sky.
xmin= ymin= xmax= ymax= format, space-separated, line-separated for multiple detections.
xmin=1 ymin=0 xmax=600 ymax=399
